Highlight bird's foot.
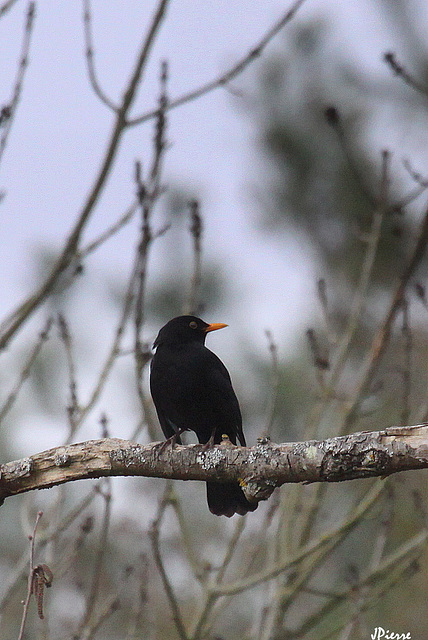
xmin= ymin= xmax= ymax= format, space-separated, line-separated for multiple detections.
xmin=201 ymin=430 xmax=217 ymax=450
xmin=154 ymin=426 xmax=188 ymax=454
xmin=154 ymin=434 xmax=178 ymax=454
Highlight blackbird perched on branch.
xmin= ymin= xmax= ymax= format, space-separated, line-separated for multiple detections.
xmin=150 ymin=315 xmax=258 ymax=517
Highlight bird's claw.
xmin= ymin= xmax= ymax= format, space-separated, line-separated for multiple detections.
xmin=154 ymin=435 xmax=178 ymax=454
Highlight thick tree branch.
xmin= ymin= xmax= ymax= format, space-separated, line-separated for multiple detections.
xmin=1 ymin=425 xmax=428 ymax=506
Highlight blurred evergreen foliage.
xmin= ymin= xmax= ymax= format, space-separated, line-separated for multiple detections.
xmin=241 ymin=8 xmax=428 ymax=638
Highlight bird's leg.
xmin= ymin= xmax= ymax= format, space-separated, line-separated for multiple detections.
xmin=201 ymin=427 xmax=217 ymax=450
xmin=155 ymin=434 xmax=177 ymax=454
xmin=155 ymin=427 xmax=187 ymax=453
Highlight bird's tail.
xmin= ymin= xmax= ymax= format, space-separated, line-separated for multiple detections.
xmin=206 ymin=481 xmax=258 ymax=517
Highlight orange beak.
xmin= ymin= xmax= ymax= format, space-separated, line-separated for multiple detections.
xmin=205 ymin=322 xmax=228 ymax=333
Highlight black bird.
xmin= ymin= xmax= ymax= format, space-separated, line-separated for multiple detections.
xmin=150 ymin=315 xmax=258 ymax=517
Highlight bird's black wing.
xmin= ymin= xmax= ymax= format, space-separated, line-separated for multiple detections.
xmin=202 ymin=348 xmax=246 ymax=447
xmin=150 ymin=352 xmax=184 ymax=443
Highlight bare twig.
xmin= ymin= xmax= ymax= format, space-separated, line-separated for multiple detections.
xmin=262 ymin=329 xmax=280 ymax=437
xmin=306 ymin=328 xmax=329 ymax=393
xmin=369 ymin=486 xmax=393 ymax=571
xmin=73 ymin=251 xmax=138 ymax=433
xmin=149 ymin=485 xmax=189 ymax=640
xmin=261 ymin=533 xmax=347 ymax=640
xmin=58 ymin=314 xmax=80 ymax=436
xmin=0 ymin=0 xmax=19 ymax=18
xmin=0 ymin=485 xmax=101 ymax=614
xmin=18 ymin=510 xmax=44 ymax=640
xmin=168 ymin=485 xmax=207 ymax=582
xmin=77 ymin=201 xmax=139 ymax=261
xmin=190 ymin=518 xmax=247 ymax=640
xmin=317 ymin=278 xmax=337 ymax=346
xmin=0 ymin=2 xmax=36 ymax=164
xmin=217 ymin=516 xmax=246 ymax=584
xmin=400 ymin=298 xmax=412 ymax=426
xmin=209 ymin=480 xmax=385 ymax=597
xmin=134 ymin=61 xmax=169 ymax=430
xmin=324 ymin=106 xmax=376 ymax=208
xmin=384 ymin=51 xmax=428 ymax=98
xmin=403 ymin=158 xmax=428 ymax=190
xmin=298 ymin=483 xmax=327 ymax=548
xmin=344 ymin=203 xmax=428 ymax=428
xmin=83 ymin=0 xmax=119 ymax=111
xmin=306 ymin=328 xmax=330 ymax=373
xmin=306 ymin=151 xmax=390 ymax=438
xmin=0 ymin=317 xmax=53 ymax=423
xmin=128 ymin=0 xmax=309 ymax=128
xmin=126 ymin=554 xmax=149 ymax=639
xmin=80 ymin=596 xmax=120 ymax=640
xmin=185 ymin=200 xmax=203 ymax=315
xmin=293 ymin=528 xmax=426 ymax=639
xmin=134 ymin=159 xmax=153 ymax=380
xmin=78 ymin=479 xmax=112 ymax=632
xmin=50 ymin=515 xmax=95 ymax=584
xmin=0 ymin=0 xmax=171 ymax=351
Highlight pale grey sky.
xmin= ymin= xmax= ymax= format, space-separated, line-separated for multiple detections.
xmin=1 ymin=0 xmax=428 ymax=354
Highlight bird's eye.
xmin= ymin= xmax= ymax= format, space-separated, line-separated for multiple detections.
xmin=189 ymin=321 xmax=198 ymax=329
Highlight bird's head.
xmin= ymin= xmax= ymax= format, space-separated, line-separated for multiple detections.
xmin=153 ymin=315 xmax=227 ymax=348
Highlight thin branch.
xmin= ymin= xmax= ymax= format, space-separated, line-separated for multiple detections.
xmin=128 ymin=0 xmax=309 ymax=128
xmin=80 ymin=596 xmax=120 ymax=640
xmin=398 ymin=158 xmax=428 ymax=208
xmin=317 ymin=278 xmax=337 ymax=346
xmin=400 ymin=298 xmax=412 ymax=426
xmin=306 ymin=327 xmax=330 ymax=389
xmin=70 ymin=250 xmax=139 ymax=434
xmin=58 ymin=314 xmax=80 ymax=436
xmin=83 ymin=0 xmax=119 ymax=111
xmin=344 ymin=203 xmax=428 ymax=428
xmin=383 ymin=51 xmax=428 ymax=98
xmin=0 ymin=0 xmax=171 ymax=351
xmin=217 ymin=517 xmax=246 ymax=584
xmin=260 ymin=532 xmax=346 ymax=640
xmin=78 ymin=479 xmax=112 ymax=632
xmin=0 ymin=317 xmax=53 ymax=423
xmin=185 ymin=200 xmax=203 ymax=315
xmin=298 ymin=483 xmax=327 ymax=548
xmin=149 ymin=485 xmax=189 ymax=640
xmin=0 ymin=0 xmax=19 ymax=18
xmin=190 ymin=518 xmax=246 ymax=640
xmin=325 ymin=106 xmax=380 ymax=209
xmin=134 ymin=60 xmax=169 ymax=433
xmin=293 ymin=528 xmax=426 ymax=639
xmin=262 ymin=329 xmax=281 ymax=437
xmin=0 ymin=484 xmax=101 ymax=613
xmin=168 ymin=485 xmax=208 ymax=582
xmin=126 ymin=554 xmax=149 ymax=639
xmin=212 ymin=479 xmax=385 ymax=597
xmin=77 ymin=200 xmax=139 ymax=261
xmin=307 ymin=151 xmax=390 ymax=436
xmin=18 ymin=510 xmax=43 ymax=640
xmin=0 ymin=2 xmax=36 ymax=164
